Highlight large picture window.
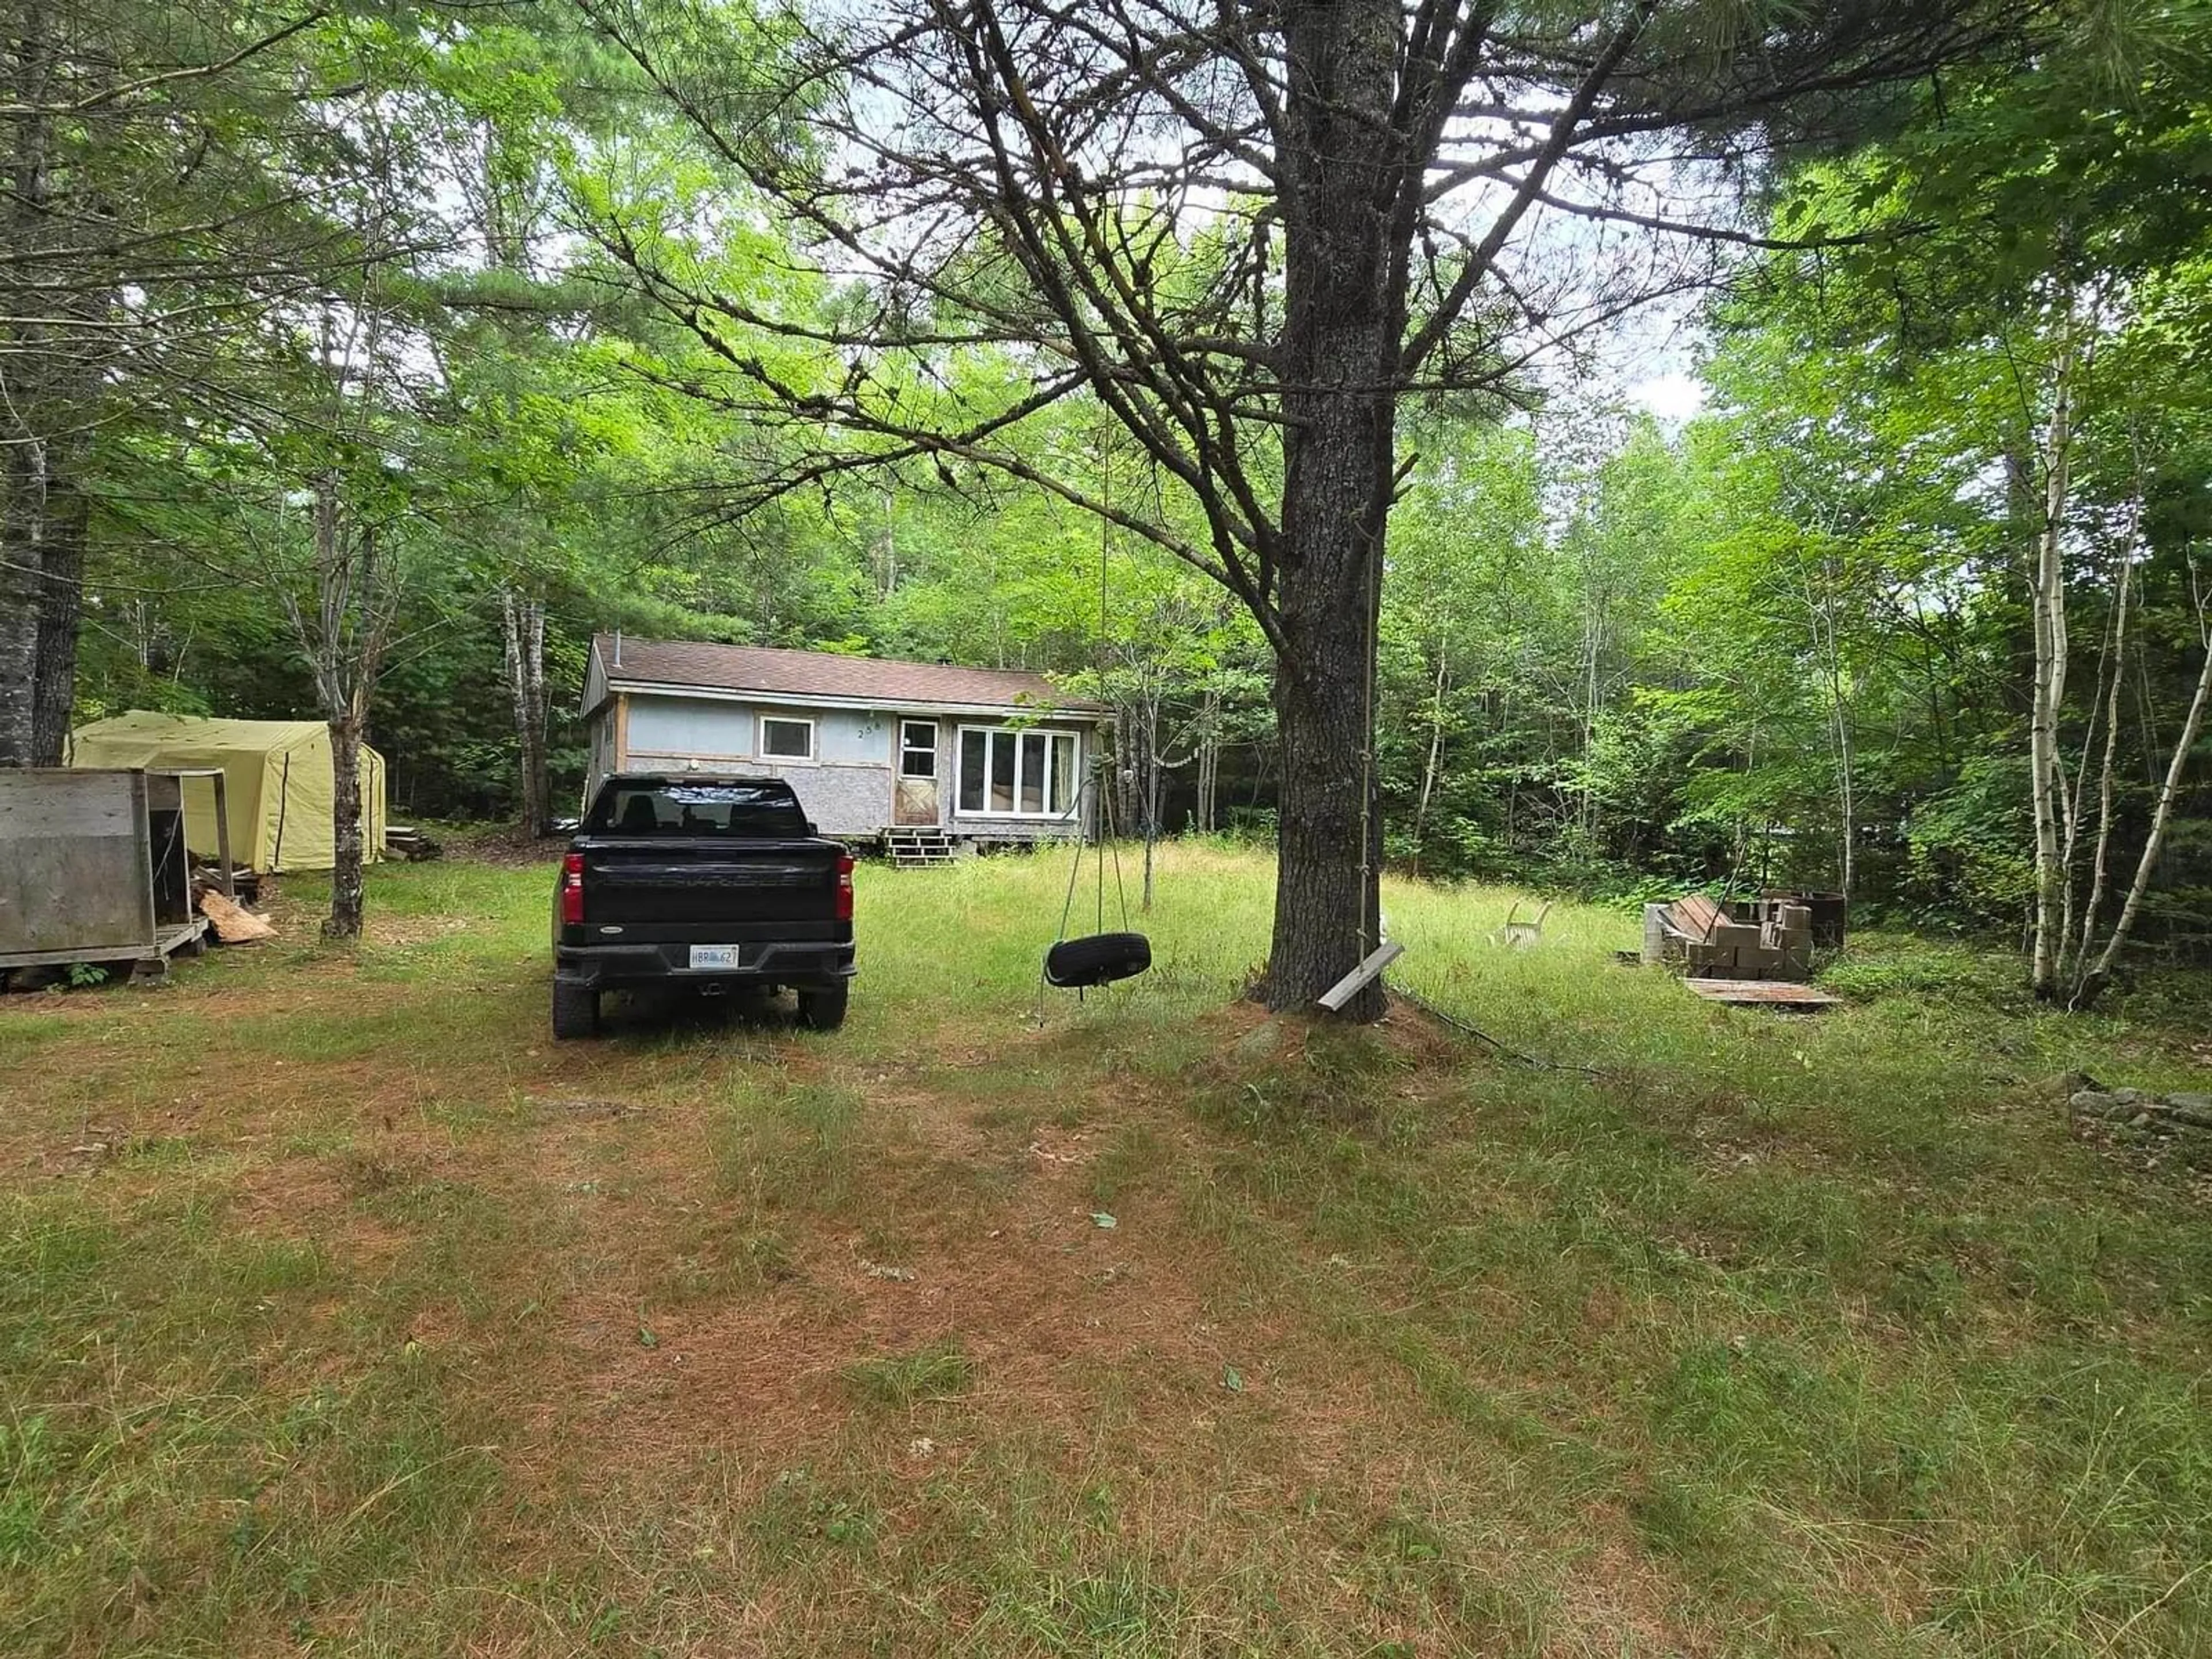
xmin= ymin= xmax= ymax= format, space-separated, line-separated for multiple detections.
xmin=956 ymin=728 xmax=1078 ymax=817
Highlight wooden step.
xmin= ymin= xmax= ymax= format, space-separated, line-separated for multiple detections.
xmin=888 ymin=848 xmax=957 ymax=867
xmin=881 ymin=825 xmax=954 ymax=864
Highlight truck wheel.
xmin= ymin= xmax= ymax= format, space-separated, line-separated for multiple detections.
xmin=552 ymin=980 xmax=600 ymax=1040
xmin=796 ymin=983 xmax=849 ymax=1032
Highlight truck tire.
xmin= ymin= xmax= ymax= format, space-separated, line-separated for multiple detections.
xmin=552 ymin=980 xmax=600 ymax=1040
xmin=796 ymin=983 xmax=849 ymax=1031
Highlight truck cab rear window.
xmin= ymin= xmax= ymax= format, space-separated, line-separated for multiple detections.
xmin=586 ymin=782 xmax=810 ymax=838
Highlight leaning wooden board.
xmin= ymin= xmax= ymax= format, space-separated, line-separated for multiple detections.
xmin=198 ymin=889 xmax=277 ymax=943
xmin=1684 ymin=978 xmax=1840 ymax=1009
xmin=1668 ymin=893 xmax=1724 ymax=938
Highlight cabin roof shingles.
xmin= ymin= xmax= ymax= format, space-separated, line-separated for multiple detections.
xmin=593 ymin=635 xmax=1104 ymax=715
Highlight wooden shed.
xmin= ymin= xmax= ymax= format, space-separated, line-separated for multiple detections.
xmin=0 ymin=768 xmax=211 ymax=976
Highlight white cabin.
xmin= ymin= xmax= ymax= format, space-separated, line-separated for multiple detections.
xmin=581 ymin=635 xmax=1109 ymax=848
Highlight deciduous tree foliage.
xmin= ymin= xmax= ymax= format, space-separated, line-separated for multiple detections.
xmin=16 ymin=0 xmax=2212 ymax=1007
xmin=575 ymin=0 xmax=2030 ymax=1016
xmin=0 ymin=0 xmax=359 ymax=766
xmin=1707 ymin=0 xmax=2212 ymax=999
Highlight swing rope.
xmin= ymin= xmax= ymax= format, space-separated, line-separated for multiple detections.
xmin=1037 ymin=769 xmax=1138 ymax=1016
xmin=1054 ymin=779 xmax=1089 ymax=956
xmin=1098 ymin=436 xmax=1111 ymax=942
xmin=1357 ymin=502 xmax=1385 ymax=966
xmin=1105 ymin=790 xmax=1130 ymax=933
xmin=1050 ymin=771 xmax=1130 ymax=946
xmin=1031 ymin=415 xmax=1148 ymax=1019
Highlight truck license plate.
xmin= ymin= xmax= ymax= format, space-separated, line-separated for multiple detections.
xmin=688 ymin=945 xmax=744 ymax=971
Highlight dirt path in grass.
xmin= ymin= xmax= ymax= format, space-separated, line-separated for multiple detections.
xmin=2 ymin=951 xmax=1703 ymax=1654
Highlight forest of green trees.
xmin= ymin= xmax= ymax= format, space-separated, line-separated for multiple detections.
xmin=5 ymin=1 xmax=2209 ymax=1004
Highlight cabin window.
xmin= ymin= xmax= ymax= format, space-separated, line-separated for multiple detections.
xmin=899 ymin=720 xmax=937 ymax=778
xmin=956 ymin=728 xmax=1079 ymax=817
xmin=758 ymin=715 xmax=815 ymax=762
xmin=1049 ymin=733 xmax=1077 ymax=813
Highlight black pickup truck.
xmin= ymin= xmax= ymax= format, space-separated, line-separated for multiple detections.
xmin=550 ymin=774 xmax=855 ymax=1039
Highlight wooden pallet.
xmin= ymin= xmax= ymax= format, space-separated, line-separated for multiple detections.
xmin=881 ymin=827 xmax=957 ymax=869
xmin=1684 ymin=977 xmax=1840 ymax=1010
xmin=0 ymin=916 xmax=210 ymax=986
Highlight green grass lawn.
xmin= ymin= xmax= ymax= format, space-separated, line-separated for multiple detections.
xmin=3 ymin=844 xmax=2210 ymax=1656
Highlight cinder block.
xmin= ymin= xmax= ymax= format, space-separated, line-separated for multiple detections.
xmin=1683 ymin=942 xmax=1737 ymax=975
xmin=1737 ymin=945 xmax=1787 ymax=978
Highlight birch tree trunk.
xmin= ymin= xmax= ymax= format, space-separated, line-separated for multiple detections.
xmin=1142 ymin=699 xmax=1159 ymax=912
xmin=326 ymin=707 xmax=366 ymax=938
xmin=1580 ymin=602 xmax=1603 ymax=841
xmin=2069 ymin=547 xmax=2133 ymax=987
xmin=2028 ymin=316 xmax=2078 ymax=999
xmin=1194 ymin=689 xmax=1219 ymax=835
xmin=500 ymin=589 xmax=550 ymax=834
xmin=2075 ymin=585 xmax=2212 ymax=1008
xmin=284 ymin=474 xmax=397 ymax=941
xmin=1800 ymin=555 xmax=1855 ymax=899
xmin=307 ymin=476 xmax=367 ymax=940
xmin=1412 ymin=639 xmax=1449 ymax=876
xmin=1114 ymin=706 xmax=1138 ymax=836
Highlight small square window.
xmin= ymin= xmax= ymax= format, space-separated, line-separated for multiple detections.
xmin=759 ymin=716 xmax=815 ymax=760
xmin=900 ymin=720 xmax=937 ymax=779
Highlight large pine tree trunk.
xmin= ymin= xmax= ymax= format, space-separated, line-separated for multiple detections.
xmin=0 ymin=444 xmax=40 ymax=767
xmin=325 ymin=710 xmax=365 ymax=940
xmin=30 ymin=272 xmax=116 ymax=766
xmin=1262 ymin=0 xmax=1395 ymax=1017
xmin=0 ymin=1 xmax=51 ymax=768
xmin=31 ymin=468 xmax=85 ymax=764
xmin=1268 ymin=606 xmax=1385 ymax=1013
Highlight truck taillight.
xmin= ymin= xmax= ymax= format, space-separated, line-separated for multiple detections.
xmin=834 ymin=854 xmax=854 ymax=921
xmin=559 ymin=853 xmax=585 ymax=925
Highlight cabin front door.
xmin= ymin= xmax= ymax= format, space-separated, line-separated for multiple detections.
xmin=894 ymin=719 xmax=940 ymax=825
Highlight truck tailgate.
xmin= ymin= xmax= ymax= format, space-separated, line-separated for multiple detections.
xmin=581 ymin=841 xmax=842 ymax=930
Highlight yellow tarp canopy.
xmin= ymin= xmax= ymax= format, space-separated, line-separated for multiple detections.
xmin=68 ymin=713 xmax=386 ymax=873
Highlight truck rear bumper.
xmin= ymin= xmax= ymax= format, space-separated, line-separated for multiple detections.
xmin=555 ymin=941 xmax=856 ymax=990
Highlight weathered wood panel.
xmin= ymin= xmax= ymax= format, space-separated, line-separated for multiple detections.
xmin=0 ymin=769 xmax=156 ymax=958
xmin=1683 ymin=979 xmax=1839 ymax=1010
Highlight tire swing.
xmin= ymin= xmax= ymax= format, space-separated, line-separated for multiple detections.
xmin=1042 ymin=775 xmax=1151 ymax=997
xmin=1041 ymin=440 xmax=1151 ymax=1002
